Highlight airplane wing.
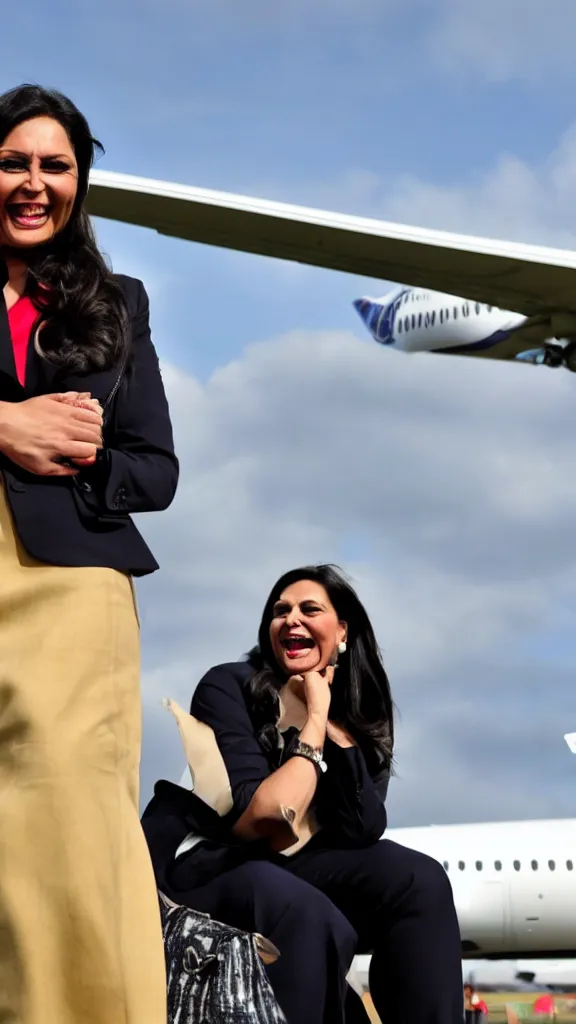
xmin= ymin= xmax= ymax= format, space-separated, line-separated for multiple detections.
xmin=87 ymin=169 xmax=576 ymax=320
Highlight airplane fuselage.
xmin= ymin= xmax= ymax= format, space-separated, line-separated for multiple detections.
xmin=354 ymin=286 xmax=576 ymax=370
xmin=387 ymin=818 xmax=576 ymax=958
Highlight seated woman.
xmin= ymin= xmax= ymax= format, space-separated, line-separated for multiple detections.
xmin=143 ymin=565 xmax=464 ymax=1024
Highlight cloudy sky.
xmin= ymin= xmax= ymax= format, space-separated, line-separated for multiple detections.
xmin=4 ymin=0 xmax=576 ymax=827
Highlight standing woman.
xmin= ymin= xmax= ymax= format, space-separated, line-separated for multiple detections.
xmin=0 ymin=85 xmax=178 ymax=1024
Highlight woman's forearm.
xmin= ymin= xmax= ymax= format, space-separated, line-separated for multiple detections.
xmin=232 ymin=711 xmax=327 ymax=851
xmin=0 ymin=402 xmax=14 ymax=452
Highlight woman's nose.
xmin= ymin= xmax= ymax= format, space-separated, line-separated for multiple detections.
xmin=285 ymin=608 xmax=301 ymax=627
xmin=23 ymin=163 xmax=43 ymax=193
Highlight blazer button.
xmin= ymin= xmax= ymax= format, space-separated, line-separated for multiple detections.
xmin=79 ymin=480 xmax=92 ymax=492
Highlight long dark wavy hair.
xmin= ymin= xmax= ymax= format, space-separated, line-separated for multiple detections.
xmin=245 ymin=564 xmax=395 ymax=780
xmin=0 ymin=84 xmax=129 ymax=374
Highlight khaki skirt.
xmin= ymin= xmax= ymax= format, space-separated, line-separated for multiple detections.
xmin=0 ymin=480 xmax=166 ymax=1024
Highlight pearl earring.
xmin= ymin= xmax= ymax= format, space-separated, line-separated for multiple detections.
xmin=337 ymin=641 xmax=347 ymax=655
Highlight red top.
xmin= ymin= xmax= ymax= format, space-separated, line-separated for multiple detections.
xmin=7 ymin=295 xmax=38 ymax=386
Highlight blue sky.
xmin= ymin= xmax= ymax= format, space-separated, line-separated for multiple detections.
xmin=4 ymin=0 xmax=576 ymax=825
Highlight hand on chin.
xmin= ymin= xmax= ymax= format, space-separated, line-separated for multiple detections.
xmin=282 ymin=650 xmax=321 ymax=680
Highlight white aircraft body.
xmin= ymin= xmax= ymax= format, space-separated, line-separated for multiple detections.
xmin=388 ymin=819 xmax=576 ymax=958
xmin=463 ymin=958 xmax=576 ymax=992
xmin=354 ymin=286 xmax=576 ymax=371
xmin=87 ymin=169 xmax=576 ymax=374
xmin=351 ymin=954 xmax=576 ymax=996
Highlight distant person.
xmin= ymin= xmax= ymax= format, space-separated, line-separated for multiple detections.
xmin=464 ymin=983 xmax=489 ymax=1021
xmin=143 ymin=564 xmax=464 ymax=1023
xmin=0 ymin=84 xmax=178 ymax=1023
xmin=533 ymin=993 xmax=556 ymax=1018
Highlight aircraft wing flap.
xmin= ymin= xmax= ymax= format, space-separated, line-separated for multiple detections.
xmin=87 ymin=170 xmax=576 ymax=318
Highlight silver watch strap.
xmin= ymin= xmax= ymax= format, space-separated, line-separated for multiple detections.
xmin=291 ymin=739 xmax=327 ymax=773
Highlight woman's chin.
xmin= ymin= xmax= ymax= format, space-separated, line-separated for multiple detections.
xmin=280 ymin=652 xmax=321 ymax=676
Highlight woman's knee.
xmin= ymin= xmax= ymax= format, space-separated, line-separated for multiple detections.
xmin=238 ymin=862 xmax=356 ymax=957
xmin=359 ymin=840 xmax=455 ymax=908
xmin=386 ymin=842 xmax=456 ymax=911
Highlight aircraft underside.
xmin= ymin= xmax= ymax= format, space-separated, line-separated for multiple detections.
xmin=446 ymin=338 xmax=576 ymax=372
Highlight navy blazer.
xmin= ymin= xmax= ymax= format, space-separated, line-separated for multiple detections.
xmin=0 ymin=267 xmax=178 ymax=575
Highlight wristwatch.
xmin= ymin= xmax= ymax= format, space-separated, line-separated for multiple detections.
xmin=290 ymin=739 xmax=327 ymax=774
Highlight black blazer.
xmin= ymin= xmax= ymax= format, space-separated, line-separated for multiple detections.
xmin=0 ymin=268 xmax=178 ymax=575
xmin=142 ymin=662 xmax=390 ymax=894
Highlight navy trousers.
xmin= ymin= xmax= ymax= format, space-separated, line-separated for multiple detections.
xmin=169 ymin=838 xmax=463 ymax=1024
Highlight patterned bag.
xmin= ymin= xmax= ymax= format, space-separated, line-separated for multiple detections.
xmin=159 ymin=890 xmax=287 ymax=1024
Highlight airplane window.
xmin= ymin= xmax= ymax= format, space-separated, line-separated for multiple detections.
xmin=404 ymin=317 xmax=410 ymax=332
xmin=513 ymin=860 xmax=521 ymax=871
xmin=397 ymin=319 xmax=402 ymax=334
xmin=567 ymin=860 xmax=574 ymax=871
xmin=475 ymin=861 xmax=482 ymax=871
xmin=487 ymin=305 xmax=493 ymax=312
xmin=453 ymin=306 xmax=458 ymax=320
xmin=458 ymin=861 xmax=465 ymax=871
xmin=462 ymin=303 xmax=470 ymax=317
xmin=475 ymin=303 xmax=481 ymax=315
xmin=443 ymin=861 xmax=449 ymax=871
xmin=439 ymin=310 xmax=444 ymax=324
xmin=548 ymin=860 xmax=556 ymax=871
xmin=412 ymin=314 xmax=416 ymax=330
xmin=424 ymin=313 xmax=430 ymax=328
xmin=531 ymin=860 xmax=538 ymax=871
xmin=430 ymin=311 xmax=436 ymax=326
xmin=418 ymin=313 xmax=422 ymax=328
xmin=494 ymin=860 xmax=502 ymax=871
xmin=445 ymin=308 xmax=450 ymax=321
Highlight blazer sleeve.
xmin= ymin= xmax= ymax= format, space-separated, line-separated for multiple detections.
xmin=191 ymin=665 xmax=273 ymax=824
xmin=313 ymin=737 xmax=388 ymax=846
xmin=80 ymin=279 xmax=179 ymax=516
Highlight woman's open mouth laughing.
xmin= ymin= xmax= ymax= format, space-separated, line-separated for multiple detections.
xmin=281 ymin=635 xmax=316 ymax=660
xmin=6 ymin=202 xmax=51 ymax=229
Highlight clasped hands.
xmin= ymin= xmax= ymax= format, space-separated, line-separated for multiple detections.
xmin=0 ymin=391 xmax=104 ymax=477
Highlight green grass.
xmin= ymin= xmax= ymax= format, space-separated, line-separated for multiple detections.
xmin=476 ymin=991 xmax=576 ymax=1023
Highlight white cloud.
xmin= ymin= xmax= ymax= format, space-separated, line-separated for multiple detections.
xmin=137 ymin=327 xmax=576 ymax=825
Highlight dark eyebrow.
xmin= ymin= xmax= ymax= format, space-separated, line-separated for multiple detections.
xmin=0 ymin=149 xmax=73 ymax=160
xmin=273 ymin=598 xmax=326 ymax=614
